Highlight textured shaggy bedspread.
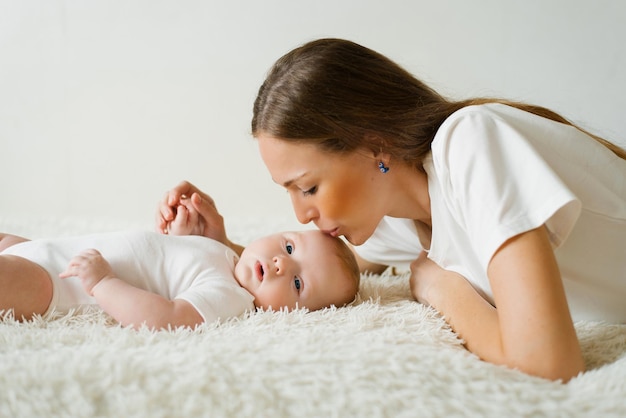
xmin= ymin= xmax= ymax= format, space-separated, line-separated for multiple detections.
xmin=1 ymin=217 xmax=625 ymax=417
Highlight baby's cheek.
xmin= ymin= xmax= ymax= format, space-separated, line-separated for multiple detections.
xmin=259 ymin=287 xmax=295 ymax=311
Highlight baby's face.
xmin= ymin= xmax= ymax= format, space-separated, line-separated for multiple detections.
xmin=234 ymin=230 xmax=353 ymax=311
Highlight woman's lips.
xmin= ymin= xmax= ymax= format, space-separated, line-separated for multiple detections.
xmin=324 ymin=228 xmax=340 ymax=238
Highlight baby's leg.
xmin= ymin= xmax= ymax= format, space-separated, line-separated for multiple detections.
xmin=0 ymin=233 xmax=30 ymax=252
xmin=0 ymin=255 xmax=53 ymax=321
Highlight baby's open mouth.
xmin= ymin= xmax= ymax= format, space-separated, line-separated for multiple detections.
xmin=255 ymin=261 xmax=264 ymax=282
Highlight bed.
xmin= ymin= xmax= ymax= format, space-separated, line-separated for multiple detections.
xmin=1 ymin=216 xmax=625 ymax=417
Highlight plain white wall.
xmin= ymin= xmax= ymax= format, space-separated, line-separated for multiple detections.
xmin=1 ymin=0 xmax=625 ymax=231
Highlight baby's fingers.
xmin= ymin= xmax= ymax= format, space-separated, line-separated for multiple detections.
xmin=58 ymin=249 xmax=102 ymax=278
xmin=59 ymin=261 xmax=82 ymax=278
xmin=59 ymin=267 xmax=73 ymax=279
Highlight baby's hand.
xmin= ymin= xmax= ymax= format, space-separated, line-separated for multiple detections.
xmin=165 ymin=198 xmax=205 ymax=236
xmin=59 ymin=249 xmax=115 ymax=296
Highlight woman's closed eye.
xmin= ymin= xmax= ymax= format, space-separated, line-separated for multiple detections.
xmin=302 ymin=186 xmax=317 ymax=196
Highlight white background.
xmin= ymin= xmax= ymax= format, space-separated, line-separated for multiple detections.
xmin=1 ymin=1 xmax=624 ymax=230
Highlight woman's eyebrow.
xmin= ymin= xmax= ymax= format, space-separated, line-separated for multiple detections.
xmin=277 ymin=172 xmax=307 ymax=188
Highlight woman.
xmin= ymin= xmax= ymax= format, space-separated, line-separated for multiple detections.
xmin=157 ymin=38 xmax=626 ymax=381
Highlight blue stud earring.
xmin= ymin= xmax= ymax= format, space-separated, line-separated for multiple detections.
xmin=378 ymin=161 xmax=390 ymax=173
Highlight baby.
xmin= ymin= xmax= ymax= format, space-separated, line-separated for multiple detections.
xmin=0 ymin=201 xmax=359 ymax=330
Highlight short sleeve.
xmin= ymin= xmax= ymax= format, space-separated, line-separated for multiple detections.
xmin=354 ymin=217 xmax=423 ymax=270
xmin=177 ymin=279 xmax=254 ymax=324
xmin=431 ymin=106 xmax=582 ymax=270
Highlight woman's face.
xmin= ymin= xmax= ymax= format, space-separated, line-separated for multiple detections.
xmin=257 ymin=134 xmax=387 ymax=245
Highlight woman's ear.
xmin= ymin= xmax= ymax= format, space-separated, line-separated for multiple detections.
xmin=365 ymin=133 xmax=390 ymax=163
xmin=377 ymin=151 xmax=391 ymax=167
xmin=372 ymin=145 xmax=391 ymax=174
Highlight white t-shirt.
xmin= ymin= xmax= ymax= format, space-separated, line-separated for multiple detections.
xmin=1 ymin=231 xmax=255 ymax=323
xmin=356 ymin=103 xmax=626 ymax=322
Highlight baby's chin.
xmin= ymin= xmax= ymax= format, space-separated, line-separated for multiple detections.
xmin=232 ymin=266 xmax=249 ymax=289
xmin=232 ymin=273 xmax=243 ymax=288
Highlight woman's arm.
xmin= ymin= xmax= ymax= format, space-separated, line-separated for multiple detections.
xmin=60 ymin=249 xmax=203 ymax=330
xmin=350 ymin=245 xmax=388 ymax=274
xmin=411 ymin=226 xmax=584 ymax=381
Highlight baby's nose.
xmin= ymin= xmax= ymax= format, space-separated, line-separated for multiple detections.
xmin=272 ymin=256 xmax=290 ymax=276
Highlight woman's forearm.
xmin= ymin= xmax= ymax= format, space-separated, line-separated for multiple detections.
xmin=486 ymin=227 xmax=584 ymax=381
xmin=423 ymin=227 xmax=584 ymax=382
xmin=425 ymin=272 xmax=505 ymax=362
xmin=225 ymin=239 xmax=245 ymax=257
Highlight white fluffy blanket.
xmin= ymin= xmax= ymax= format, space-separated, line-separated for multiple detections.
xmin=1 ymin=217 xmax=625 ymax=417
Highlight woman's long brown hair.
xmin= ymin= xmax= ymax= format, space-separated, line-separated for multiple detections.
xmin=252 ymin=38 xmax=626 ymax=167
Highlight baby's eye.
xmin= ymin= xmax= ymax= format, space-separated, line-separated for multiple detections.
xmin=294 ymin=276 xmax=302 ymax=292
xmin=285 ymin=242 xmax=294 ymax=254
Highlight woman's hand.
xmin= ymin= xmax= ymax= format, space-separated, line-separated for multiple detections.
xmin=59 ymin=249 xmax=115 ymax=296
xmin=165 ymin=197 xmax=203 ymax=236
xmin=409 ymin=251 xmax=463 ymax=306
xmin=155 ymin=180 xmax=228 ymax=244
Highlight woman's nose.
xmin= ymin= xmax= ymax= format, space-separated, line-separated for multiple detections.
xmin=294 ymin=200 xmax=318 ymax=225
